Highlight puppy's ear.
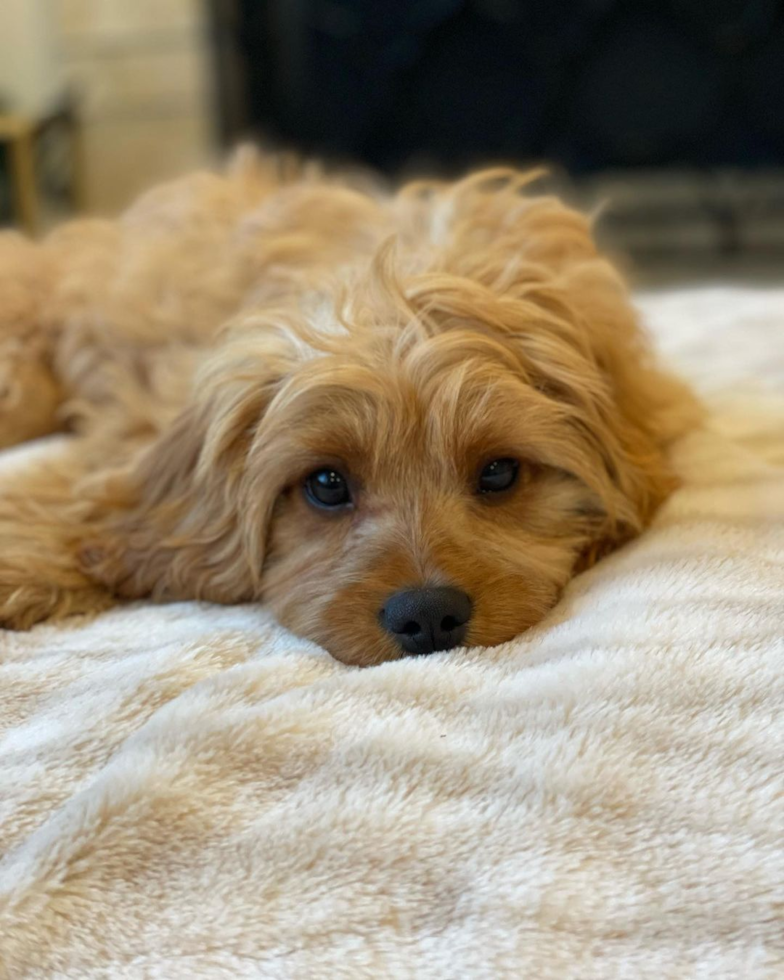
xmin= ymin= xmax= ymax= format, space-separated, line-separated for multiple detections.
xmin=552 ymin=257 xmax=701 ymax=553
xmin=84 ymin=330 xmax=297 ymax=603
xmin=513 ymin=264 xmax=698 ymax=556
xmin=414 ymin=170 xmax=700 ymax=548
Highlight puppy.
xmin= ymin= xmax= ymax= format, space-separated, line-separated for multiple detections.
xmin=0 ymin=152 xmax=699 ymax=665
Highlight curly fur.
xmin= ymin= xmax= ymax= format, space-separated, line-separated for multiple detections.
xmin=0 ymin=151 xmax=699 ymax=665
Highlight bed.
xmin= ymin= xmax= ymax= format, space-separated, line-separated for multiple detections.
xmin=1 ymin=287 xmax=783 ymax=979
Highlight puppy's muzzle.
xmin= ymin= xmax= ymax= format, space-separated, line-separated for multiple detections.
xmin=380 ymin=586 xmax=472 ymax=655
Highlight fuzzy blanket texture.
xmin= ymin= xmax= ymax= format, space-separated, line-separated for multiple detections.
xmin=1 ymin=287 xmax=783 ymax=979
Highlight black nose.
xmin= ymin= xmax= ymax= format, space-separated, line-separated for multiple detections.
xmin=380 ymin=587 xmax=473 ymax=655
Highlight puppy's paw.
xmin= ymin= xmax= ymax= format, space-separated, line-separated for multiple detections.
xmin=0 ymin=232 xmax=62 ymax=449
xmin=0 ymin=579 xmax=113 ymax=630
xmin=0 ymin=523 xmax=113 ymax=631
xmin=0 ymin=342 xmax=62 ymax=450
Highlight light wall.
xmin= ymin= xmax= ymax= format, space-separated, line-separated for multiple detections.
xmin=0 ymin=0 xmax=65 ymax=115
xmin=55 ymin=0 xmax=217 ymax=214
xmin=25 ymin=0 xmax=214 ymax=214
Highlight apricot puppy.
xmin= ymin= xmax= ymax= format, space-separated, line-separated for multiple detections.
xmin=0 ymin=154 xmax=697 ymax=665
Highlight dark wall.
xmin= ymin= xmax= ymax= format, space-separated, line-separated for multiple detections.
xmin=211 ymin=0 xmax=784 ymax=174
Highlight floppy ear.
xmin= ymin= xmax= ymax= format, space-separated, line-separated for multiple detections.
xmin=552 ymin=254 xmax=701 ymax=553
xmin=83 ymin=329 xmax=298 ymax=603
xmin=410 ymin=169 xmax=701 ymax=553
xmin=511 ymin=263 xmax=699 ymax=560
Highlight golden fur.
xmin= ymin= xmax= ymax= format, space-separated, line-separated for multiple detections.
xmin=0 ymin=151 xmax=699 ymax=665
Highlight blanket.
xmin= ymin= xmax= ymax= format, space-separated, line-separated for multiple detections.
xmin=1 ymin=287 xmax=783 ymax=979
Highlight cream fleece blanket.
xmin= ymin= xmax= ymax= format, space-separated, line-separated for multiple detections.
xmin=1 ymin=288 xmax=783 ymax=979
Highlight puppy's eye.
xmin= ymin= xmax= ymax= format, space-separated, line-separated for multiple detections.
xmin=477 ymin=458 xmax=519 ymax=494
xmin=304 ymin=468 xmax=352 ymax=509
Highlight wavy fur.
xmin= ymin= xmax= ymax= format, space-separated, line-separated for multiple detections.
xmin=0 ymin=152 xmax=699 ymax=664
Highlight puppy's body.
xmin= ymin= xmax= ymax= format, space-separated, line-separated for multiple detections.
xmin=0 ymin=153 xmax=698 ymax=664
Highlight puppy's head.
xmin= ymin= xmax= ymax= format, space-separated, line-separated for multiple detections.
xmin=90 ymin=171 xmax=696 ymax=665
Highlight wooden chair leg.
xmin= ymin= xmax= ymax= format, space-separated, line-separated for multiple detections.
xmin=71 ymin=118 xmax=88 ymax=214
xmin=8 ymin=131 xmax=39 ymax=234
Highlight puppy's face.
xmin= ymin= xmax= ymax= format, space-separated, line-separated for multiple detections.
xmin=94 ymin=278 xmax=680 ymax=667
xmin=257 ymin=329 xmax=596 ymax=666
xmin=92 ymin=172 xmax=689 ymax=665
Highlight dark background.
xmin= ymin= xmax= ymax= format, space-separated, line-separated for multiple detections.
xmin=212 ymin=0 xmax=784 ymax=174
xmin=209 ymin=0 xmax=784 ymax=276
